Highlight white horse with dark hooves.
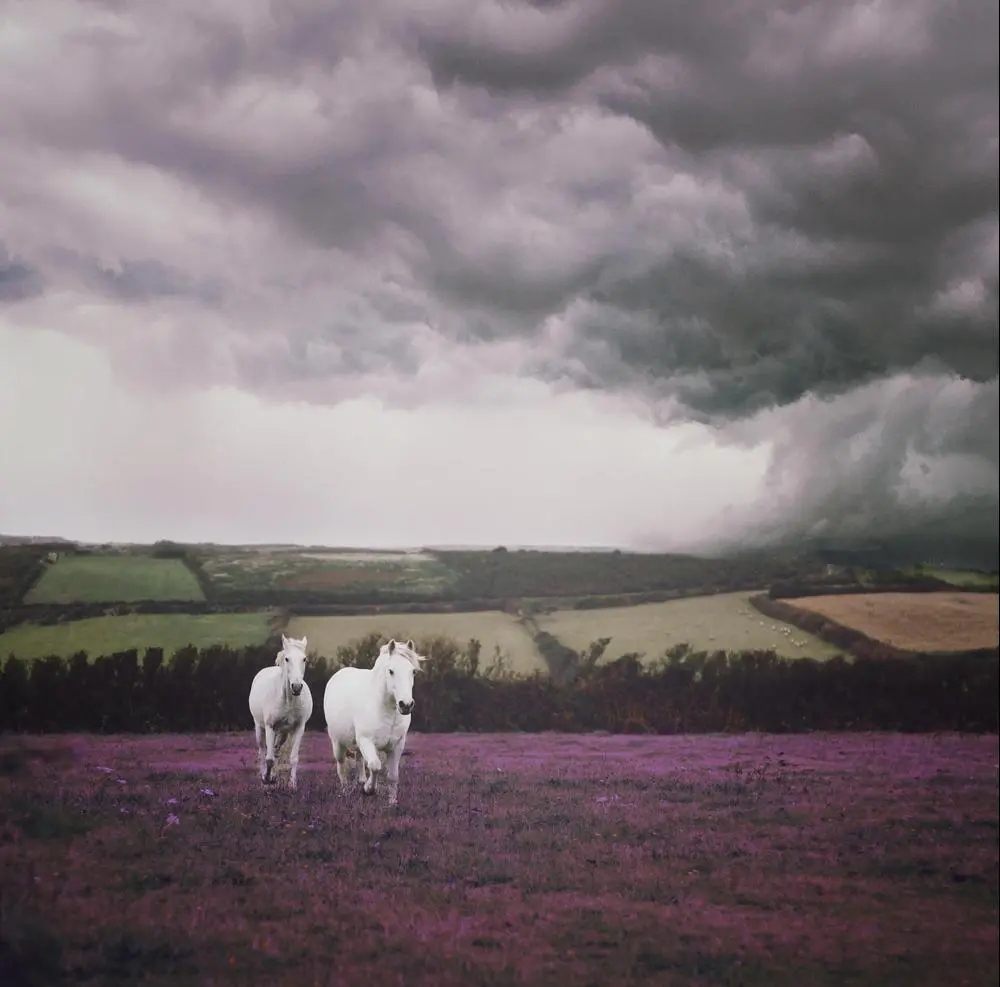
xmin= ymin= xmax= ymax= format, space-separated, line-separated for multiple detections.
xmin=323 ymin=638 xmax=426 ymax=806
xmin=248 ymin=634 xmax=313 ymax=790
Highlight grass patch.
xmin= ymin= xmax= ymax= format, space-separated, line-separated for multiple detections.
xmin=906 ymin=566 xmax=999 ymax=590
xmin=25 ymin=556 xmax=204 ymax=604
xmin=0 ymin=613 xmax=274 ymax=661
xmin=287 ymin=611 xmax=546 ymax=675
xmin=536 ymin=591 xmax=846 ymax=663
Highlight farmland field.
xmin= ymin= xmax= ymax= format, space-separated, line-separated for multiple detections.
xmin=789 ymin=592 xmax=1000 ymax=653
xmin=0 ymin=613 xmax=276 ymax=662
xmin=287 ymin=611 xmax=545 ymax=674
xmin=536 ymin=591 xmax=847 ymax=663
xmin=1 ymin=731 xmax=996 ymax=987
xmin=437 ymin=548 xmax=823 ymax=600
xmin=25 ymin=556 xmax=205 ymax=604
xmin=199 ymin=548 xmax=456 ymax=597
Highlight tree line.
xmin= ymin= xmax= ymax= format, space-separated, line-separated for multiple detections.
xmin=1 ymin=632 xmax=995 ymax=734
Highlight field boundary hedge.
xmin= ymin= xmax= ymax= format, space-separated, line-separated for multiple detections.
xmin=1 ymin=633 xmax=995 ymax=734
xmin=768 ymin=578 xmax=997 ymax=599
xmin=749 ymin=593 xmax=999 ymax=663
xmin=0 ymin=544 xmax=65 ymax=607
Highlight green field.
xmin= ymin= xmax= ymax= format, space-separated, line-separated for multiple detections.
xmin=286 ymin=611 xmax=546 ymax=675
xmin=536 ymin=591 xmax=847 ymax=663
xmin=907 ymin=565 xmax=999 ymax=590
xmin=0 ymin=612 xmax=274 ymax=661
xmin=25 ymin=555 xmax=205 ymax=604
xmin=200 ymin=548 xmax=456 ymax=597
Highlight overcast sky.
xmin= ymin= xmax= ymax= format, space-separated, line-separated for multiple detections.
xmin=0 ymin=0 xmax=996 ymax=560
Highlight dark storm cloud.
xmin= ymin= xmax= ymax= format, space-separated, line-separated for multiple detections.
xmin=46 ymin=249 xmax=223 ymax=305
xmin=412 ymin=0 xmax=998 ymax=416
xmin=0 ymin=243 xmax=44 ymax=303
xmin=721 ymin=373 xmax=1000 ymax=568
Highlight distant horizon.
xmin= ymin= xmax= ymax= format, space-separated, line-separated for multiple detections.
xmin=2 ymin=529 xmax=997 ymax=572
xmin=0 ymin=531 xmax=638 ymax=553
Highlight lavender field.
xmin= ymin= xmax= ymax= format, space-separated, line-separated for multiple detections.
xmin=1 ymin=732 xmax=997 ymax=986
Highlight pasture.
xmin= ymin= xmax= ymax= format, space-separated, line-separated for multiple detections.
xmin=199 ymin=547 xmax=456 ymax=597
xmin=25 ymin=555 xmax=205 ymax=604
xmin=909 ymin=566 xmax=999 ymax=590
xmin=788 ymin=592 xmax=1000 ymax=653
xmin=0 ymin=613 xmax=276 ymax=662
xmin=286 ymin=612 xmax=546 ymax=675
xmin=1 ymin=732 xmax=996 ymax=987
xmin=536 ymin=591 xmax=846 ymax=663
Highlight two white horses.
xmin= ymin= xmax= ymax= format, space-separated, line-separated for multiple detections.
xmin=247 ymin=635 xmax=426 ymax=804
xmin=248 ymin=633 xmax=313 ymax=790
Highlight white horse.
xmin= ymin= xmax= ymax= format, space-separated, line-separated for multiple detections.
xmin=248 ymin=634 xmax=313 ymax=790
xmin=323 ymin=638 xmax=427 ymax=805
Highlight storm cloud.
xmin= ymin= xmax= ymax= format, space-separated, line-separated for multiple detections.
xmin=0 ymin=0 xmax=996 ymax=561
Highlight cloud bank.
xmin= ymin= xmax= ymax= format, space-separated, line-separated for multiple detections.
xmin=0 ymin=1 xmax=996 ymax=563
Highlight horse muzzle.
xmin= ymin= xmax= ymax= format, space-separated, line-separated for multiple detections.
xmin=290 ymin=683 xmax=304 ymax=696
xmin=398 ymin=700 xmax=414 ymax=715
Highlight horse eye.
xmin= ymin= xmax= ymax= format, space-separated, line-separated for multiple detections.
xmin=389 ymin=669 xmax=394 ymax=675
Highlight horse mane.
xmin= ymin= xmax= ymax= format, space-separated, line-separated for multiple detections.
xmin=276 ymin=635 xmax=308 ymax=666
xmin=381 ymin=639 xmax=428 ymax=672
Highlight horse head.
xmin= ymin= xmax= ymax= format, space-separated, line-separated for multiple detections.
xmin=279 ymin=634 xmax=309 ymax=697
xmin=381 ymin=638 xmax=427 ymax=715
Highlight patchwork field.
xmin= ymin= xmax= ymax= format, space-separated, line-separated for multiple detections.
xmin=286 ymin=611 xmax=545 ymax=675
xmin=789 ymin=592 xmax=1000 ymax=653
xmin=25 ymin=556 xmax=205 ymax=604
xmin=199 ymin=548 xmax=456 ymax=597
xmin=1 ymin=732 xmax=996 ymax=986
xmin=536 ymin=591 xmax=847 ymax=663
xmin=0 ymin=613 xmax=276 ymax=662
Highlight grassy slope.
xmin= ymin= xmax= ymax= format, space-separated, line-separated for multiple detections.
xmin=0 ymin=732 xmax=995 ymax=987
xmin=0 ymin=613 xmax=274 ymax=661
xmin=537 ymin=590 xmax=847 ymax=663
xmin=287 ymin=611 xmax=545 ymax=674
xmin=25 ymin=556 xmax=205 ymax=604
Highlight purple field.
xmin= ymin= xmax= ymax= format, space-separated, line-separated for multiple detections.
xmin=1 ymin=732 xmax=997 ymax=986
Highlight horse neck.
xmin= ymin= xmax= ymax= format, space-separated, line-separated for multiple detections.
xmin=277 ymin=666 xmax=293 ymax=703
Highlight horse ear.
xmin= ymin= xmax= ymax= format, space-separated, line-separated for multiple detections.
xmin=388 ymin=639 xmax=396 ymax=653
xmin=301 ymin=636 xmax=308 ymax=651
xmin=406 ymin=639 xmax=415 ymax=651
xmin=281 ymin=634 xmax=290 ymax=649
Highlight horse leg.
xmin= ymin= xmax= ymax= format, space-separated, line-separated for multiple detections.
xmin=263 ymin=725 xmax=278 ymax=784
xmin=385 ymin=738 xmax=405 ymax=806
xmin=356 ymin=737 xmax=382 ymax=796
xmin=254 ymin=723 xmax=267 ymax=782
xmin=287 ymin=724 xmax=305 ymax=791
xmin=330 ymin=738 xmax=352 ymax=793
